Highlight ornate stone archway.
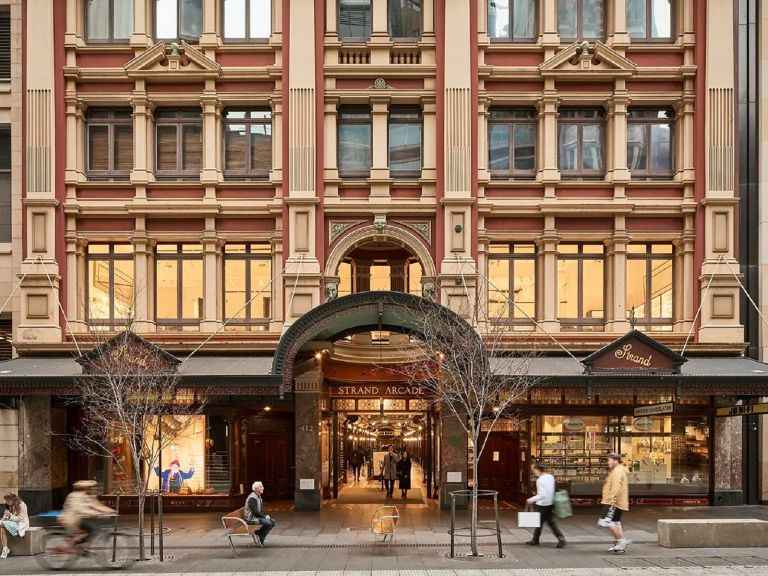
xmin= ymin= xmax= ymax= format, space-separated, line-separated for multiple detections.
xmin=323 ymin=224 xmax=437 ymax=279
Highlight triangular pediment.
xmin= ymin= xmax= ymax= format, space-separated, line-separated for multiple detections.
xmin=583 ymin=330 xmax=686 ymax=374
xmin=540 ymin=41 xmax=636 ymax=78
xmin=77 ymin=331 xmax=180 ymax=374
xmin=124 ymin=41 xmax=221 ymax=80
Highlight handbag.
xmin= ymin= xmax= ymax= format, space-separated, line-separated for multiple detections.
xmin=553 ymin=490 xmax=573 ymax=519
xmin=517 ymin=505 xmax=541 ymax=528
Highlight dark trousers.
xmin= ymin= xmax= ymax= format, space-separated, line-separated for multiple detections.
xmin=352 ymin=465 xmax=361 ymax=481
xmin=79 ymin=518 xmax=102 ymax=544
xmin=253 ymin=518 xmax=276 ymax=542
xmin=532 ymin=504 xmax=564 ymax=542
xmin=384 ymin=479 xmax=395 ymax=496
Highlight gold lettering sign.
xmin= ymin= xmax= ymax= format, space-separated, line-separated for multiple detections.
xmin=331 ymin=384 xmax=425 ymax=397
xmin=614 ymin=343 xmax=652 ymax=367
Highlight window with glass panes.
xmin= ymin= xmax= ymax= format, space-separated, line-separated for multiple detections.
xmin=338 ymin=106 xmax=372 ymax=178
xmin=0 ymin=127 xmax=9 ymax=243
xmin=86 ymin=244 xmax=134 ymax=327
xmin=338 ymin=0 xmax=371 ymax=41
xmin=488 ymin=0 xmax=537 ymax=42
xmin=626 ymin=244 xmax=673 ymax=329
xmin=558 ymin=108 xmax=605 ymax=178
xmin=488 ymin=108 xmax=537 ymax=179
xmin=155 ymin=244 xmax=204 ymax=328
xmin=223 ymin=110 xmax=272 ymax=179
xmin=557 ymin=0 xmax=604 ymax=40
xmin=627 ymin=0 xmax=673 ymax=41
xmin=86 ymin=0 xmax=133 ymax=43
xmin=627 ymin=108 xmax=674 ymax=179
xmin=389 ymin=0 xmax=421 ymax=40
xmin=488 ymin=244 xmax=536 ymax=325
xmin=389 ymin=107 xmax=422 ymax=178
xmin=155 ymin=0 xmax=202 ymax=42
xmin=557 ymin=244 xmax=604 ymax=329
xmin=87 ymin=110 xmax=133 ymax=179
xmin=155 ymin=110 xmax=202 ymax=179
xmin=223 ymin=0 xmax=271 ymax=41
xmin=223 ymin=244 xmax=272 ymax=330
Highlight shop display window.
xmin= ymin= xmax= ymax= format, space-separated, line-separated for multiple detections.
xmin=533 ymin=415 xmax=710 ymax=496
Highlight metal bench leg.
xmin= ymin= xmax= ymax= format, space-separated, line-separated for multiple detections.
xmin=228 ymin=536 xmax=238 ymax=558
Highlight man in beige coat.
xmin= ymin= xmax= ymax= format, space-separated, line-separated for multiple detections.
xmin=381 ymin=446 xmax=400 ymax=499
xmin=598 ymin=453 xmax=631 ymax=553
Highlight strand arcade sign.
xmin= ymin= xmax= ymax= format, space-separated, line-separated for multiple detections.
xmin=329 ymin=383 xmax=430 ymax=412
xmin=330 ymin=384 xmax=425 ymax=398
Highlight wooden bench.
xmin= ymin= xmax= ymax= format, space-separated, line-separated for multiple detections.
xmin=221 ymin=507 xmax=263 ymax=557
xmin=7 ymin=527 xmax=45 ymax=556
xmin=658 ymin=518 xmax=768 ymax=548
xmin=371 ymin=505 xmax=399 ymax=548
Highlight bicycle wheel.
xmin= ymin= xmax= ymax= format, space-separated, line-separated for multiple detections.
xmin=35 ymin=529 xmax=79 ymax=571
xmin=92 ymin=530 xmax=138 ymax=570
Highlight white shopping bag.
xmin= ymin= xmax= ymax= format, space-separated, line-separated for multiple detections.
xmin=517 ymin=511 xmax=541 ymax=528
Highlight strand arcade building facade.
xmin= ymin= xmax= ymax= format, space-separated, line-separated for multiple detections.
xmin=1 ymin=0 xmax=768 ymax=513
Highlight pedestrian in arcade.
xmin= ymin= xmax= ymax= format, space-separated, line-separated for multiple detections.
xmin=381 ymin=445 xmax=400 ymax=499
xmin=397 ymin=450 xmax=412 ymax=499
xmin=598 ymin=453 xmax=631 ymax=553
xmin=350 ymin=447 xmax=364 ymax=483
xmin=525 ymin=463 xmax=567 ymax=548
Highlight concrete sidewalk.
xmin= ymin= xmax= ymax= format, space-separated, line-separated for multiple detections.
xmin=3 ymin=505 xmax=768 ymax=573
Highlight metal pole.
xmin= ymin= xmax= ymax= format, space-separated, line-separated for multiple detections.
xmin=332 ymin=414 xmax=339 ymax=499
xmin=449 ymin=492 xmax=455 ymax=558
xmin=113 ymin=489 xmax=121 ymax=563
xmin=149 ymin=490 xmax=155 ymax=556
xmin=494 ymin=492 xmax=502 ymax=557
xmin=158 ymin=491 xmax=164 ymax=562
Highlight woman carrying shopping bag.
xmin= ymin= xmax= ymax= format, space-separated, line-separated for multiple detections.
xmin=525 ymin=463 xmax=567 ymax=548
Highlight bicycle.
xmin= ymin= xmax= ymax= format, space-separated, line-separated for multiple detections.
xmin=36 ymin=517 xmax=137 ymax=571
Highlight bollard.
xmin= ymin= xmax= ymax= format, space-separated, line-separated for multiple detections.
xmin=113 ymin=489 xmax=122 ymax=563
xmin=149 ymin=490 xmax=155 ymax=556
xmin=158 ymin=491 xmax=164 ymax=562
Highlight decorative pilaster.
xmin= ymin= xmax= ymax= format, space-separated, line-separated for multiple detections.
xmin=201 ymin=226 xmax=222 ymax=332
xmin=541 ymin=0 xmax=560 ymax=50
xmin=369 ymin=95 xmax=391 ymax=195
xmin=605 ymin=227 xmax=630 ymax=333
xmin=606 ymin=86 xmax=631 ymax=183
xmin=538 ymin=87 xmax=560 ymax=185
xmin=132 ymin=223 xmax=154 ymax=333
xmin=610 ymin=0 xmax=630 ymax=49
xmin=131 ymin=87 xmax=153 ymax=191
xmin=294 ymin=369 xmax=324 ymax=511
xmin=537 ymin=220 xmax=559 ymax=333
xmin=200 ymin=89 xmax=222 ymax=188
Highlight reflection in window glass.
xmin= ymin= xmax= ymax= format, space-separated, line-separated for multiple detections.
xmin=338 ymin=107 xmax=372 ymax=177
xmin=626 ymin=0 xmax=646 ymax=37
xmin=390 ymin=0 xmax=421 ymax=40
xmin=488 ymin=109 xmax=537 ymax=178
xmin=87 ymin=0 xmax=133 ymax=42
xmin=155 ymin=0 xmax=201 ymax=40
xmin=224 ymin=0 xmax=271 ymax=40
xmin=558 ymin=109 xmax=605 ymax=178
xmin=87 ymin=245 xmax=134 ymax=326
xmin=557 ymin=0 xmax=577 ymax=38
xmin=651 ymin=0 xmax=672 ymax=38
xmin=338 ymin=0 xmax=371 ymax=41
xmin=628 ymin=108 xmax=674 ymax=179
xmin=628 ymin=0 xmax=672 ymax=40
xmin=389 ymin=107 xmax=422 ymax=177
xmin=582 ymin=0 xmax=603 ymax=39
xmin=223 ymin=0 xmax=246 ymax=38
xmin=489 ymin=0 xmax=536 ymax=41
xmin=558 ymin=0 xmax=603 ymax=39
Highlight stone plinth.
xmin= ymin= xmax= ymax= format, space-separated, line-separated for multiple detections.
xmin=7 ymin=527 xmax=45 ymax=556
xmin=658 ymin=519 xmax=768 ymax=548
xmin=714 ymin=416 xmax=742 ymax=505
xmin=19 ymin=397 xmax=52 ymax=514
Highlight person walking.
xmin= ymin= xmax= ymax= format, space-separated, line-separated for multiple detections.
xmin=397 ymin=450 xmax=412 ymax=499
xmin=381 ymin=445 xmax=400 ymax=499
xmin=244 ymin=481 xmax=276 ymax=546
xmin=350 ymin=447 xmax=364 ymax=483
xmin=1 ymin=493 xmax=29 ymax=559
xmin=525 ymin=464 xmax=566 ymax=548
xmin=598 ymin=453 xmax=631 ymax=553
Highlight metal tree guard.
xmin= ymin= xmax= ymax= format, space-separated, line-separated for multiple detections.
xmin=448 ymin=489 xmax=503 ymax=558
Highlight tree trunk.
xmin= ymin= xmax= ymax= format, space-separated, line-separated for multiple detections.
xmin=470 ymin=435 xmax=479 ymax=556
xmin=137 ymin=492 xmax=146 ymax=561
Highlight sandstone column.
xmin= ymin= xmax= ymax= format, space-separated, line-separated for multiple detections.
xmin=440 ymin=406 xmax=468 ymax=509
xmin=19 ymin=396 xmax=52 ymax=514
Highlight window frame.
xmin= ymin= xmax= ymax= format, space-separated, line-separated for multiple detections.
xmin=86 ymin=109 xmax=134 ymax=180
xmin=626 ymin=0 xmax=675 ymax=42
xmin=487 ymin=0 xmax=538 ymax=44
xmin=85 ymin=244 xmax=135 ymax=328
xmin=388 ymin=0 xmax=423 ymax=42
xmin=221 ymin=0 xmax=272 ymax=43
xmin=154 ymin=0 xmax=202 ymax=43
xmin=222 ymin=109 xmax=273 ymax=180
xmin=0 ymin=125 xmax=10 ymax=244
xmin=487 ymin=243 xmax=537 ymax=327
xmin=223 ymin=244 xmax=273 ymax=328
xmin=337 ymin=105 xmax=373 ymax=179
xmin=557 ymin=0 xmax=606 ymax=42
xmin=627 ymin=107 xmax=675 ymax=180
xmin=154 ymin=244 xmax=204 ymax=328
xmin=154 ymin=109 xmax=203 ymax=180
xmin=337 ymin=0 xmax=372 ymax=42
xmin=557 ymin=243 xmax=606 ymax=328
xmin=558 ymin=107 xmax=606 ymax=179
xmin=388 ymin=105 xmax=423 ymax=180
xmin=488 ymin=108 xmax=538 ymax=180
xmin=626 ymin=243 xmax=674 ymax=327
xmin=85 ymin=0 xmax=133 ymax=44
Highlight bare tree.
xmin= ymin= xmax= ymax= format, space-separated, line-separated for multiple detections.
xmin=70 ymin=328 xmax=205 ymax=561
xmin=383 ymin=286 xmax=538 ymax=557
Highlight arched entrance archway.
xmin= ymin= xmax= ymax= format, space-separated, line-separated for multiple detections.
xmin=273 ymin=291 xmax=477 ymax=510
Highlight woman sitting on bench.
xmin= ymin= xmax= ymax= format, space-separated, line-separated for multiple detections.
xmin=1 ymin=493 xmax=29 ymax=559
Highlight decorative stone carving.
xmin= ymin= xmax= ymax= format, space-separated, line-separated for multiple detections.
xmin=329 ymin=221 xmax=364 ymax=243
xmin=422 ymin=282 xmax=436 ymax=301
xmin=370 ymin=77 xmax=393 ymax=90
xmin=374 ymin=214 xmax=387 ymax=233
xmin=399 ymin=221 xmax=431 ymax=243
xmin=325 ymin=282 xmax=338 ymax=302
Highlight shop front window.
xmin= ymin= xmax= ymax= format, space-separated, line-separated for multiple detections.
xmin=532 ymin=414 xmax=710 ymax=496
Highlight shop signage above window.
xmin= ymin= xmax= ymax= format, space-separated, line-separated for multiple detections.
xmin=582 ymin=330 xmax=687 ymax=374
xmin=330 ymin=384 xmax=425 ymax=398
xmin=716 ymin=402 xmax=768 ymax=417
xmin=634 ymin=402 xmax=675 ymax=417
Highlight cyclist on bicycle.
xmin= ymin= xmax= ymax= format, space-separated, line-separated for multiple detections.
xmin=59 ymin=480 xmax=115 ymax=547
